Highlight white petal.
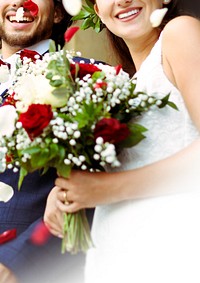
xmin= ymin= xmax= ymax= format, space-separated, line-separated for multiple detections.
xmin=0 ymin=65 xmax=10 ymax=83
xmin=16 ymin=7 xmax=25 ymax=22
xmin=150 ymin=8 xmax=168 ymax=28
xmin=0 ymin=182 xmax=14 ymax=202
xmin=62 ymin=0 xmax=82 ymax=16
xmin=0 ymin=105 xmax=18 ymax=137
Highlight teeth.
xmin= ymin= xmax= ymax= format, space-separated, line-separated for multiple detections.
xmin=9 ymin=16 xmax=33 ymax=22
xmin=118 ymin=9 xmax=139 ymax=19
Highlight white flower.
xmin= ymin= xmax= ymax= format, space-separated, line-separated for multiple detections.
xmin=0 ymin=65 xmax=10 ymax=83
xmin=150 ymin=8 xmax=168 ymax=27
xmin=15 ymin=74 xmax=67 ymax=110
xmin=0 ymin=182 xmax=14 ymax=202
xmin=62 ymin=0 xmax=82 ymax=16
xmin=0 ymin=105 xmax=17 ymax=137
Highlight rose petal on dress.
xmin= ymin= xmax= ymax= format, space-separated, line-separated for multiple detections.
xmin=62 ymin=0 xmax=82 ymax=16
xmin=150 ymin=8 xmax=168 ymax=28
xmin=0 ymin=182 xmax=14 ymax=202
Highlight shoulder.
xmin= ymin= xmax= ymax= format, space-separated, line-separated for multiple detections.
xmin=161 ymin=15 xmax=200 ymax=67
xmin=162 ymin=15 xmax=200 ymax=47
xmin=160 ymin=15 xmax=200 ymax=90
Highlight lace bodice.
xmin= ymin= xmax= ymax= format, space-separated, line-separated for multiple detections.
xmin=114 ymin=35 xmax=199 ymax=171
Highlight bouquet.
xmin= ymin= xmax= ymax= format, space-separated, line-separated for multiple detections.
xmin=0 ymin=29 xmax=177 ymax=253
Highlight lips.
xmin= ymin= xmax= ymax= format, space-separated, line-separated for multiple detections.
xmin=116 ymin=8 xmax=141 ymax=20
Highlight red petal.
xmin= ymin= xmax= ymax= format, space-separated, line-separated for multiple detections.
xmin=115 ymin=65 xmax=122 ymax=75
xmin=0 ymin=229 xmax=17 ymax=245
xmin=23 ymin=0 xmax=39 ymax=17
xmin=30 ymin=221 xmax=51 ymax=245
xmin=64 ymin=26 xmax=80 ymax=43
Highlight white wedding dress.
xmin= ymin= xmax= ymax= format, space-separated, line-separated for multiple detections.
xmin=85 ymin=34 xmax=200 ymax=283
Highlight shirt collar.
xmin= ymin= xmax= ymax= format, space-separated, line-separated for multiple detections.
xmin=2 ymin=39 xmax=50 ymax=65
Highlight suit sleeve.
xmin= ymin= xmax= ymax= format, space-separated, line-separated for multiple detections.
xmin=0 ymin=217 xmax=86 ymax=283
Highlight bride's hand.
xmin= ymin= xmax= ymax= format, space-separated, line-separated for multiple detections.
xmin=54 ymin=170 xmax=126 ymax=213
xmin=43 ymin=186 xmax=65 ymax=238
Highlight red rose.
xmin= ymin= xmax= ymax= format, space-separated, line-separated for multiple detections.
xmin=94 ymin=118 xmax=130 ymax=144
xmin=19 ymin=104 xmax=53 ymax=139
xmin=20 ymin=49 xmax=42 ymax=63
xmin=70 ymin=63 xmax=102 ymax=80
xmin=23 ymin=0 xmax=39 ymax=17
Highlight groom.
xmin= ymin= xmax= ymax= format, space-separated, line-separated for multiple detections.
xmin=0 ymin=1 xmax=95 ymax=282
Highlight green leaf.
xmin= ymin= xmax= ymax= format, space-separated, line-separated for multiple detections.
xmin=159 ymin=93 xmax=178 ymax=110
xmin=72 ymin=10 xmax=90 ymax=21
xmin=20 ymin=147 xmax=41 ymax=155
xmin=85 ymin=0 xmax=94 ymax=9
xmin=18 ymin=167 xmax=28 ymax=190
xmin=50 ymin=79 xmax=63 ymax=87
xmin=166 ymin=101 xmax=179 ymax=110
xmin=49 ymin=143 xmax=59 ymax=160
xmin=119 ymin=123 xmax=147 ymax=148
xmin=49 ymin=40 xmax=56 ymax=53
xmin=30 ymin=148 xmax=50 ymax=168
xmin=75 ymin=102 xmax=103 ymax=128
xmin=92 ymin=71 xmax=105 ymax=80
xmin=57 ymin=163 xmax=71 ymax=178
xmin=72 ymin=2 xmax=104 ymax=33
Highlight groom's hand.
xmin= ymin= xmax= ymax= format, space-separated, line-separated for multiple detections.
xmin=0 ymin=263 xmax=18 ymax=283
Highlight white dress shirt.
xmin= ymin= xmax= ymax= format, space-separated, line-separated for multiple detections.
xmin=0 ymin=39 xmax=50 ymax=96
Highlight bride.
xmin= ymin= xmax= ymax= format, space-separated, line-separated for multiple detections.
xmin=44 ymin=0 xmax=200 ymax=282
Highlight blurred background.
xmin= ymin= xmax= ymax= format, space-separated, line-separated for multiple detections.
xmin=68 ymin=0 xmax=200 ymax=65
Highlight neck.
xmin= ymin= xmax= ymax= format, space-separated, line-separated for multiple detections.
xmin=1 ymin=41 xmax=23 ymax=60
xmin=125 ymin=29 xmax=160 ymax=71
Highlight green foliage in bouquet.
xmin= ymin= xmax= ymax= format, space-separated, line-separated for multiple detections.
xmin=72 ymin=0 xmax=103 ymax=33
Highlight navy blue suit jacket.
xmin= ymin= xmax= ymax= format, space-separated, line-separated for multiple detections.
xmin=0 ymin=56 xmax=103 ymax=282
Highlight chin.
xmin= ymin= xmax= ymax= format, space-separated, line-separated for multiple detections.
xmin=3 ymin=33 xmax=37 ymax=48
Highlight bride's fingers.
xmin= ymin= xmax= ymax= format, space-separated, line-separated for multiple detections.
xmin=44 ymin=212 xmax=63 ymax=232
xmin=57 ymin=189 xmax=73 ymax=206
xmin=44 ymin=219 xmax=63 ymax=237
xmin=57 ymin=200 xmax=82 ymax=213
xmin=48 ymin=227 xmax=63 ymax=238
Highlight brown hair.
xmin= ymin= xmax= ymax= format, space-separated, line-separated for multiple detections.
xmin=51 ymin=1 xmax=72 ymax=47
xmin=91 ymin=0 xmax=182 ymax=76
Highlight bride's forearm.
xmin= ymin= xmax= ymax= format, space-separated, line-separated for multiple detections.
xmin=54 ymin=138 xmax=200 ymax=211
xmin=114 ymin=138 xmax=200 ymax=201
